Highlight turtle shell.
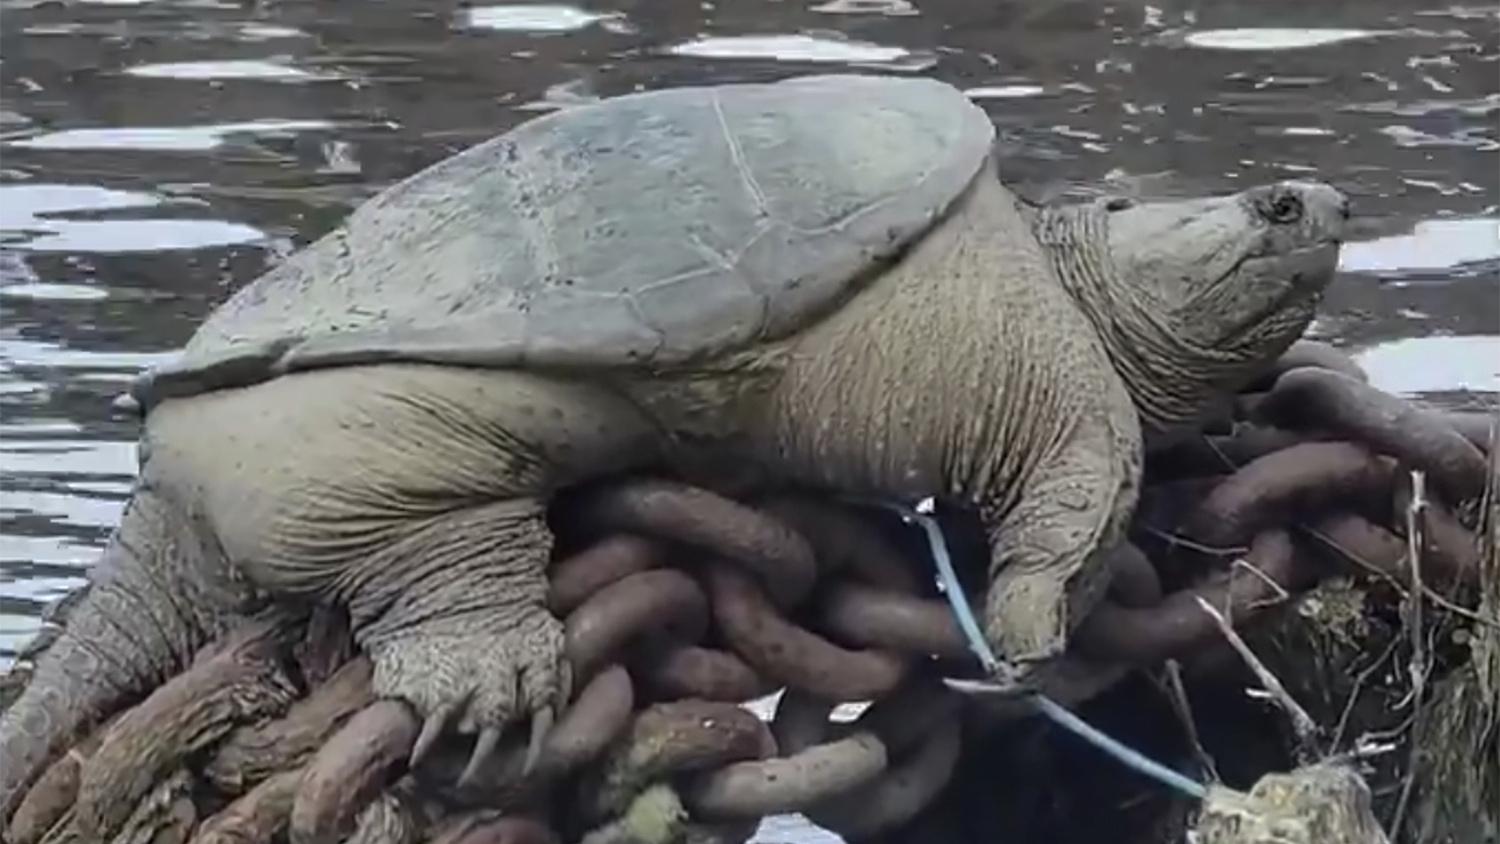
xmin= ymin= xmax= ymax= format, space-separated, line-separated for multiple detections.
xmin=134 ymin=73 xmax=995 ymax=407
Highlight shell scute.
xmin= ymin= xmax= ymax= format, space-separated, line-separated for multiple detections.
xmin=133 ymin=74 xmax=994 ymax=407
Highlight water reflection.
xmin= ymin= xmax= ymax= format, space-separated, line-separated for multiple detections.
xmin=1355 ymin=335 xmax=1500 ymax=397
xmin=457 ymin=4 xmax=630 ymax=33
xmin=965 ymin=84 xmax=1048 ymax=100
xmin=122 ymin=59 xmax=332 ymax=81
xmin=0 ymin=284 xmax=109 ymax=302
xmin=1178 ymin=28 xmax=1392 ymax=51
xmin=665 ymin=33 xmax=935 ymax=70
xmin=808 ymin=0 xmax=919 ymax=17
xmin=22 ymin=20 xmax=307 ymax=41
xmin=1338 ymin=217 xmax=1500 ymax=274
xmin=0 ymin=184 xmax=268 ymax=253
xmin=5 ymin=119 xmax=340 ymax=152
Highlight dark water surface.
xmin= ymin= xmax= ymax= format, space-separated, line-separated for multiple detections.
xmin=2 ymin=0 xmax=1497 ymax=667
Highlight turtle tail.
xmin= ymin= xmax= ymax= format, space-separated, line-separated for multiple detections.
xmin=0 ymin=485 xmax=232 ymax=824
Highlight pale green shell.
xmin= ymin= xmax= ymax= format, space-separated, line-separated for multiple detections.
xmin=134 ymin=73 xmax=995 ymax=407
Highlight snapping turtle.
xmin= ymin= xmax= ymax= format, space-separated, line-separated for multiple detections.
xmin=0 ymin=73 xmax=1348 ymax=822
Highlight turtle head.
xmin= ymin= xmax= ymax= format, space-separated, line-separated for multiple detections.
xmin=1035 ymin=180 xmax=1348 ymax=432
xmin=1102 ymin=181 xmax=1348 ymax=348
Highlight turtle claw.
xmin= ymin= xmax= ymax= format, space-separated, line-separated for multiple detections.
xmin=523 ymin=705 xmax=555 ymax=776
xmin=411 ymin=700 xmax=461 ymax=768
xmin=369 ymin=609 xmax=567 ymax=783
xmin=458 ymin=727 xmax=503 ymax=789
xmin=942 ymin=656 xmax=1039 ymax=699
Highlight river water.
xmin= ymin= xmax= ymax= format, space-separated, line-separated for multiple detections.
xmin=0 ymin=0 xmax=1497 ymax=811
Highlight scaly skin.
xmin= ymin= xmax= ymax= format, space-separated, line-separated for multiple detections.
xmin=137 ymin=366 xmax=662 ymax=766
xmin=0 ymin=166 xmax=1346 ymax=826
xmin=0 ymin=486 xmax=255 ymax=822
xmin=722 ymin=171 xmax=1141 ymax=664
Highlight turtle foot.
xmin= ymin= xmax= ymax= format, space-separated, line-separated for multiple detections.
xmin=368 ymin=608 xmax=568 ymax=786
xmin=979 ymin=571 xmax=1070 ymax=694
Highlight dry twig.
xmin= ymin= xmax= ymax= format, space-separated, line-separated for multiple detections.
xmin=1155 ymin=660 xmax=1219 ymax=784
xmin=1138 ymin=525 xmax=1249 ymax=558
xmin=1230 ymin=556 xmax=1292 ymax=609
xmin=1300 ymin=523 xmax=1499 ymax=631
xmin=1194 ymin=595 xmax=1321 ymax=764
xmin=1389 ymin=470 xmax=1430 ymax=837
xmin=1331 ymin=634 xmax=1403 ymax=753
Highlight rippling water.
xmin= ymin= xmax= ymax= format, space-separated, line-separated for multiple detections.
xmin=1 ymin=0 xmax=1496 ymax=721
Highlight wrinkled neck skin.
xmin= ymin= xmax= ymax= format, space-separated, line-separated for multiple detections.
xmin=1029 ymin=205 xmax=1315 ymax=437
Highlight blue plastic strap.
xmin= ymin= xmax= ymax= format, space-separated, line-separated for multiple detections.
xmin=860 ymin=496 xmax=1209 ymax=802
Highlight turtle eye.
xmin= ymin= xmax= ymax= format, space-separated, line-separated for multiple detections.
xmin=1104 ymin=196 xmax=1134 ymax=212
xmin=1266 ymin=192 xmax=1303 ymax=224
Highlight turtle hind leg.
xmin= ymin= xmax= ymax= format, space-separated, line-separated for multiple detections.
xmin=980 ymin=412 xmax=1137 ymax=675
xmin=143 ymin=365 xmax=636 ymax=789
xmin=346 ymin=500 xmax=568 ymax=780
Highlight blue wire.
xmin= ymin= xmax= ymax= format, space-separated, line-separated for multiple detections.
xmin=903 ymin=509 xmax=1005 ymax=673
xmin=862 ymin=496 xmax=1209 ymax=802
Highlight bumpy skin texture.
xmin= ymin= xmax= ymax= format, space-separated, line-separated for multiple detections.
xmin=0 ymin=76 xmax=1347 ymax=822
xmin=144 ymin=367 xmax=660 ymax=734
xmin=0 ymin=487 xmax=255 ymax=820
xmin=739 ymin=172 xmax=1140 ymax=664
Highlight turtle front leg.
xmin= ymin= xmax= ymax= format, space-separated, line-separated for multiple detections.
xmin=341 ymin=499 xmax=568 ymax=781
xmin=979 ymin=414 xmax=1138 ymax=681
